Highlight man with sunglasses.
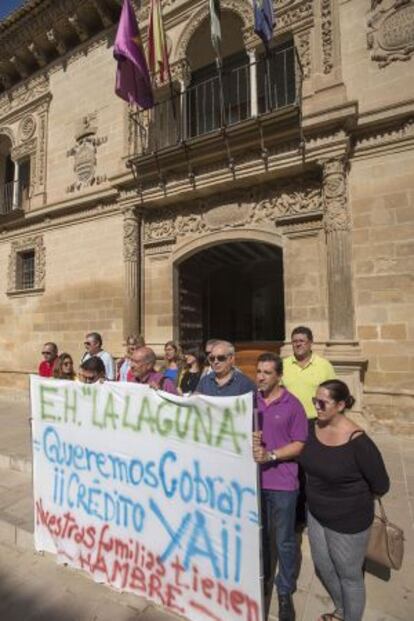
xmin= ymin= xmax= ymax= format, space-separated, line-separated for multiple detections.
xmin=253 ymin=352 xmax=307 ymax=621
xmin=38 ymin=342 xmax=58 ymax=377
xmin=81 ymin=332 xmax=115 ymax=381
xmin=196 ymin=340 xmax=255 ymax=396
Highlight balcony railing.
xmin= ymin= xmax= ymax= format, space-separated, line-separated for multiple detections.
xmin=130 ymin=46 xmax=301 ymax=157
xmin=0 ymin=180 xmax=29 ymax=215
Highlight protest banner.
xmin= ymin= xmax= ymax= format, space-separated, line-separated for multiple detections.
xmin=31 ymin=376 xmax=263 ymax=621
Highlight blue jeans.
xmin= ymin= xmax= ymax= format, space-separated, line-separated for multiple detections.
xmin=261 ymin=489 xmax=299 ymax=609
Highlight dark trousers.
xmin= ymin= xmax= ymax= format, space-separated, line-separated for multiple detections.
xmin=261 ymin=489 xmax=299 ymax=616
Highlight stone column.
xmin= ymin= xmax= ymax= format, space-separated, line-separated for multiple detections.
xmin=12 ymin=160 xmax=20 ymax=210
xmin=123 ymin=206 xmax=142 ymax=338
xmin=321 ymin=155 xmax=355 ymax=341
xmin=248 ymin=48 xmax=258 ymax=117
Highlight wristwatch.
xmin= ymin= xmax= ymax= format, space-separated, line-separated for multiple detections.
xmin=268 ymin=450 xmax=278 ymax=462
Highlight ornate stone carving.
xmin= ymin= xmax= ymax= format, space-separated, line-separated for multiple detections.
xmin=0 ymin=75 xmax=50 ymax=117
xmin=276 ymin=0 xmax=313 ymax=31
xmin=152 ymin=58 xmax=191 ymax=87
xmin=367 ymin=0 xmax=414 ymax=68
xmin=0 ymin=73 xmax=12 ymax=90
xmin=144 ymin=178 xmax=323 ymax=242
xmin=90 ymin=0 xmax=113 ymax=28
xmin=275 ymin=0 xmax=297 ymax=7
xmin=68 ymin=14 xmax=89 ymax=42
xmin=321 ymin=0 xmax=334 ymax=74
xmin=320 ymin=156 xmax=350 ymax=232
xmin=46 ymin=29 xmax=67 ymax=55
xmin=7 ymin=234 xmax=46 ymax=292
xmin=0 ymin=126 xmax=15 ymax=147
xmin=28 ymin=42 xmax=47 ymax=67
xmin=321 ymin=155 xmax=355 ymax=341
xmin=253 ymin=182 xmax=322 ymax=223
xmin=37 ymin=111 xmax=48 ymax=190
xmin=123 ymin=207 xmax=140 ymax=262
xmin=0 ymin=0 xmax=85 ymax=54
xmin=246 ymin=2 xmax=314 ymax=47
xmin=19 ymin=115 xmax=37 ymax=141
xmin=305 ymin=129 xmax=347 ymax=150
xmin=296 ymin=30 xmax=311 ymax=79
xmin=66 ymin=112 xmax=107 ymax=192
xmin=356 ymin=117 xmax=414 ymax=149
xmin=9 ymin=55 xmax=29 ymax=79
xmin=11 ymin=137 xmax=37 ymax=161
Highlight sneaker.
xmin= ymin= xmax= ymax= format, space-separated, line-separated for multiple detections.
xmin=278 ymin=594 xmax=295 ymax=621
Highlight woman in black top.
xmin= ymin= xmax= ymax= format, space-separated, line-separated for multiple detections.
xmin=299 ymin=380 xmax=389 ymax=621
xmin=178 ymin=347 xmax=206 ymax=395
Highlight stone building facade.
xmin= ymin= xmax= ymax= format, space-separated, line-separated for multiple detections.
xmin=0 ymin=0 xmax=413 ymax=432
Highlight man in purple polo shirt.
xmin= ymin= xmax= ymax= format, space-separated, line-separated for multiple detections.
xmin=253 ymin=352 xmax=308 ymax=621
xmin=129 ymin=346 xmax=177 ymax=394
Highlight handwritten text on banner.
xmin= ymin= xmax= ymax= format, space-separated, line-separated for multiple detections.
xmin=31 ymin=376 xmax=263 ymax=621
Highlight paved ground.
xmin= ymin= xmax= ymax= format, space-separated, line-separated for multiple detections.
xmin=0 ymin=397 xmax=413 ymax=620
xmin=0 ymin=541 xmax=182 ymax=621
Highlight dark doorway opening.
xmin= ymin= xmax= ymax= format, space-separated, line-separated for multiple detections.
xmin=178 ymin=241 xmax=285 ymax=349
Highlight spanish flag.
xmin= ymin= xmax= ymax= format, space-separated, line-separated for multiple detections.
xmin=147 ymin=0 xmax=171 ymax=83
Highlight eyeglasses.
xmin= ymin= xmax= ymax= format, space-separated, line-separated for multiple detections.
xmin=312 ymin=397 xmax=333 ymax=411
xmin=209 ymin=354 xmax=230 ymax=363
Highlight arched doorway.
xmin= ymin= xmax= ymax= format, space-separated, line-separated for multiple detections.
xmin=177 ymin=241 xmax=285 ymax=358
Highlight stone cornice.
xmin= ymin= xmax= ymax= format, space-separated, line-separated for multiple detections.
xmin=0 ymin=0 xmax=120 ymax=94
xmin=353 ymin=116 xmax=414 ymax=157
xmin=356 ymin=98 xmax=414 ymax=130
xmin=0 ymin=0 xmax=46 ymax=32
xmin=1 ymin=0 xmax=83 ymax=48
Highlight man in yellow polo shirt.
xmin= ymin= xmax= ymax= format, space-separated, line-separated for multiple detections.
xmin=283 ymin=326 xmax=336 ymax=419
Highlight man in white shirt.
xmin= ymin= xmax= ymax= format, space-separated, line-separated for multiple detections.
xmin=81 ymin=332 xmax=115 ymax=380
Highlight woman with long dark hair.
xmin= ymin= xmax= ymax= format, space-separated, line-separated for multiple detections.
xmin=299 ymin=379 xmax=389 ymax=621
xmin=53 ymin=353 xmax=76 ymax=380
xmin=178 ymin=347 xmax=206 ymax=395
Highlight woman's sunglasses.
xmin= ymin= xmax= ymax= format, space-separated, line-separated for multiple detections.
xmin=312 ymin=397 xmax=332 ymax=411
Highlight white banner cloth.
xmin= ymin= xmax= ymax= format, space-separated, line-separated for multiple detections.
xmin=31 ymin=376 xmax=263 ymax=621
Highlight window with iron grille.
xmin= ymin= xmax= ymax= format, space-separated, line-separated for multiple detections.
xmin=7 ymin=235 xmax=45 ymax=296
xmin=17 ymin=250 xmax=35 ymax=290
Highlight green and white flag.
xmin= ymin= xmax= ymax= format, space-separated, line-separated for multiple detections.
xmin=209 ymin=0 xmax=221 ymax=60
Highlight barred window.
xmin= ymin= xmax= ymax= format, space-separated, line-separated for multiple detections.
xmin=7 ymin=235 xmax=45 ymax=296
xmin=17 ymin=250 xmax=35 ymax=290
